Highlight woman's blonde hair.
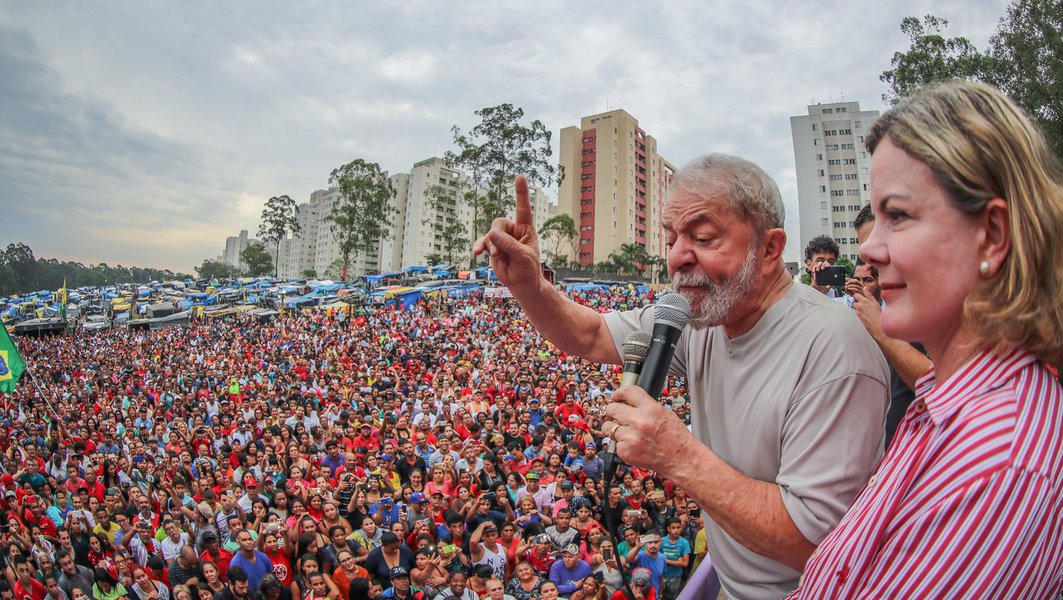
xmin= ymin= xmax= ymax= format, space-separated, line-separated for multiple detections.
xmin=866 ymin=80 xmax=1063 ymax=365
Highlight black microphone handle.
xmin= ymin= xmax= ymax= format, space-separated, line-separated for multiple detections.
xmin=620 ymin=359 xmax=643 ymax=387
xmin=636 ymin=322 xmax=684 ymax=399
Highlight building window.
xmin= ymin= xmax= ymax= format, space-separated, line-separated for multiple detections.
xmin=819 ymin=185 xmax=827 ymax=193
xmin=817 ymin=169 xmax=825 ymax=176
xmin=812 ymin=124 xmax=819 ymax=131
xmin=813 ymin=139 xmax=821 ymax=146
xmin=816 ymin=154 xmax=823 ymax=161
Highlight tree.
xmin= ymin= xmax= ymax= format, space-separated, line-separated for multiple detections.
xmin=987 ymin=0 xmax=1063 ymax=156
xmin=424 ymin=253 xmax=445 ymax=266
xmin=538 ymin=214 xmax=578 ymax=267
xmin=880 ymin=16 xmax=990 ymax=105
xmin=445 ymin=104 xmax=557 ymax=265
xmin=423 ymin=185 xmax=470 ymax=266
xmin=240 ymin=243 xmax=274 ymax=277
xmin=301 ymin=269 xmax=317 ymax=279
xmin=325 ymin=159 xmax=396 ymax=281
xmin=195 ymin=259 xmax=238 ymax=280
xmin=257 ymin=195 xmax=300 ymax=277
xmin=882 ymin=4 xmax=1062 ymax=157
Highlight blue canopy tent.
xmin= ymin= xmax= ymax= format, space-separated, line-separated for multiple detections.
xmin=566 ymin=283 xmax=611 ymax=293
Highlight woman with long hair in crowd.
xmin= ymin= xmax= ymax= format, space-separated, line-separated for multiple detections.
xmin=790 ymin=81 xmax=1063 ymax=597
xmin=129 ymin=564 xmax=170 ymax=600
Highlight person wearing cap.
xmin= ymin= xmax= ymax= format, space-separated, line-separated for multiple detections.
xmin=197 ymin=529 xmax=233 ymax=581
xmin=551 ymin=480 xmax=576 ymax=520
xmin=580 ymin=443 xmax=604 ymax=481
xmin=514 ymin=472 xmax=551 ymax=515
xmin=380 ymin=566 xmax=423 ymax=600
xmin=403 ymin=493 xmax=429 ymax=530
xmin=612 ymin=567 xmax=657 ymax=600
xmin=469 ymin=521 xmax=507 ymax=581
xmin=548 ymin=543 xmax=592 ymax=597
xmin=237 ymin=476 xmax=263 ymax=514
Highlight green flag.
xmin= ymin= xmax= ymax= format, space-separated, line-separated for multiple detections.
xmin=0 ymin=325 xmax=26 ymax=394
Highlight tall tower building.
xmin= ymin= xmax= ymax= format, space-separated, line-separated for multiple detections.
xmin=791 ymin=101 xmax=879 ymax=261
xmin=557 ymin=109 xmax=676 ymax=268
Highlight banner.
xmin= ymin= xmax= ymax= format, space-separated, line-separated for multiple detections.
xmin=483 ymin=287 xmax=512 ymax=298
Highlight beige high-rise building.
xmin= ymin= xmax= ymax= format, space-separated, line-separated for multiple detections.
xmin=791 ymin=101 xmax=879 ymax=262
xmin=557 ymin=109 xmax=676 ymax=268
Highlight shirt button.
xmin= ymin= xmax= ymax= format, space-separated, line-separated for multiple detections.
xmin=867 ymin=474 xmax=877 ymax=487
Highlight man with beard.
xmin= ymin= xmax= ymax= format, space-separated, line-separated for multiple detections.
xmin=473 ymin=156 xmax=888 ymax=599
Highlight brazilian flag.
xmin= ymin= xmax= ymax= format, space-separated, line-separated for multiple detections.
xmin=0 ymin=325 xmax=25 ymax=394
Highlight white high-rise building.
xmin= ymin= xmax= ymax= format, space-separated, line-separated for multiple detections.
xmin=246 ymin=158 xmax=553 ymax=280
xmin=791 ymin=101 xmax=879 ymax=261
xmin=222 ymin=230 xmax=259 ymax=271
xmin=397 ymin=157 xmax=475 ymax=269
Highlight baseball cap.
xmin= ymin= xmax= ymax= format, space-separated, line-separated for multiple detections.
xmin=243 ymin=475 xmax=258 ymax=488
xmin=562 ymin=543 xmax=580 ymax=555
xmin=560 ymin=480 xmax=574 ymax=490
xmin=1 ymin=473 xmax=13 ymax=485
xmin=389 ymin=566 xmax=409 ymax=579
xmin=631 ymin=568 xmax=652 ymax=587
xmin=409 ymin=492 xmax=426 ymax=504
xmin=525 ymin=471 xmax=540 ymax=481
xmin=200 ymin=530 xmax=219 ymax=542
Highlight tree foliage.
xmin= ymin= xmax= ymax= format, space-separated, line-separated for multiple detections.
xmin=987 ymin=0 xmax=1063 ymax=156
xmin=240 ymin=242 xmax=274 ymax=277
xmin=325 ymin=159 xmax=397 ymax=280
xmin=538 ymin=213 xmax=578 ymax=267
xmin=0 ymin=242 xmax=190 ymax=295
xmin=257 ymin=194 xmax=300 ymax=277
xmin=880 ymin=16 xmax=990 ymax=105
xmin=195 ymin=258 xmax=239 ymax=280
xmin=423 ymin=185 xmax=470 ymax=267
xmin=445 ymin=104 xmax=556 ymax=265
xmin=882 ymin=4 xmax=1063 ymax=157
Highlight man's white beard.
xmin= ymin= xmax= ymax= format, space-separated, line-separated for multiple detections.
xmin=672 ymin=245 xmax=760 ymax=329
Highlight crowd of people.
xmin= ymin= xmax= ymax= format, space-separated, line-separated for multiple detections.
xmin=0 ymin=286 xmax=702 ymax=600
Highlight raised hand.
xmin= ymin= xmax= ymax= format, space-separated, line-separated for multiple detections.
xmin=472 ymin=175 xmax=542 ymax=291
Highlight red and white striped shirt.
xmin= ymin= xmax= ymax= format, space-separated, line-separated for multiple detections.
xmin=790 ymin=348 xmax=1063 ymax=598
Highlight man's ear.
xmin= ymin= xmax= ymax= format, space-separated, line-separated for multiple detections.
xmin=763 ymin=229 xmax=787 ymax=274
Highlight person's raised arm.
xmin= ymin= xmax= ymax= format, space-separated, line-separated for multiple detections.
xmin=473 ymin=175 xmax=620 ymax=365
xmin=854 ymin=291 xmax=932 ymax=390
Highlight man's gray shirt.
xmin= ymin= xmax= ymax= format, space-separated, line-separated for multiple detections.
xmin=604 ymin=284 xmax=888 ymax=600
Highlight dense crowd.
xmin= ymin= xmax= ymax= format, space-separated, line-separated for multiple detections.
xmin=0 ymin=287 xmax=704 ymax=600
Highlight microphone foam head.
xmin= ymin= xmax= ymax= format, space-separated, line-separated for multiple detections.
xmin=622 ymin=331 xmax=652 ymax=362
xmin=654 ymin=293 xmax=691 ymax=329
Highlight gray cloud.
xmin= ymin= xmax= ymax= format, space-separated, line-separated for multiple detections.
xmin=0 ymin=0 xmax=1009 ymax=270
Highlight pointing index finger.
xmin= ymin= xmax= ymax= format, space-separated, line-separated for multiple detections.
xmin=514 ymin=174 xmax=532 ymax=227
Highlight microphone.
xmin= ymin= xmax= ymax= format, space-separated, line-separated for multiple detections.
xmin=635 ymin=293 xmax=691 ymax=399
xmin=604 ymin=332 xmax=651 ymax=484
xmin=620 ymin=332 xmax=652 ymax=387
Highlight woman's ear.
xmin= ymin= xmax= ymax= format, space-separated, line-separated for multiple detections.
xmin=980 ymin=198 xmax=1011 ymax=277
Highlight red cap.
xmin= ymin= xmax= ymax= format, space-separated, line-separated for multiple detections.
xmin=1 ymin=473 xmax=13 ymax=485
xmin=244 ymin=475 xmax=258 ymax=487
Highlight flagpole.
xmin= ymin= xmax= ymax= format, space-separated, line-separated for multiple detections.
xmin=24 ymin=365 xmax=60 ymax=421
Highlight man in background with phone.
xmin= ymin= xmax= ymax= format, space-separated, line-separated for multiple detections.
xmin=804 ymin=235 xmax=843 ymax=295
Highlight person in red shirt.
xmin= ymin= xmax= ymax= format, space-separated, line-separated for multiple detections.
xmin=13 ymin=555 xmax=47 ymax=600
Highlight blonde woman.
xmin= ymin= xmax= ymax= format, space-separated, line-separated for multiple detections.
xmin=791 ymin=81 xmax=1063 ymax=597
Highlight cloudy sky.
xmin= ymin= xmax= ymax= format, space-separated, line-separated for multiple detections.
xmin=0 ymin=0 xmax=1008 ymax=273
